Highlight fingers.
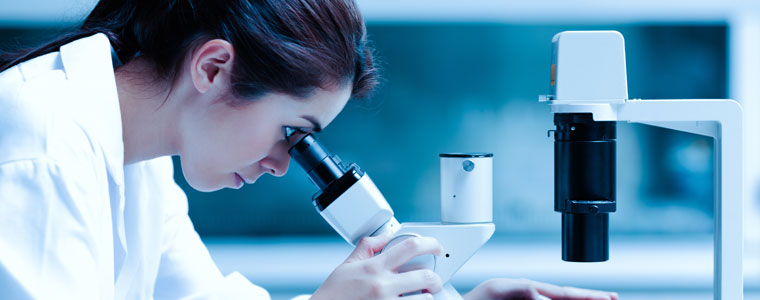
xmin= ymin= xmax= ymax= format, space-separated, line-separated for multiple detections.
xmin=480 ymin=279 xmax=541 ymax=299
xmin=515 ymin=279 xmax=616 ymax=300
xmin=472 ymin=278 xmax=617 ymax=300
xmin=343 ymin=235 xmax=444 ymax=299
xmin=546 ymin=286 xmax=618 ymax=300
xmin=391 ymin=268 xmax=443 ymax=295
xmin=345 ymin=231 xmax=394 ymax=263
xmin=380 ymin=236 xmax=443 ymax=270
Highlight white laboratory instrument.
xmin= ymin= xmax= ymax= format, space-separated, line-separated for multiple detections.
xmin=289 ymin=135 xmax=494 ymax=299
xmin=540 ymin=31 xmax=744 ymax=299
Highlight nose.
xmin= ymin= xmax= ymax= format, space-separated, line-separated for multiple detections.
xmin=260 ymin=139 xmax=292 ymax=177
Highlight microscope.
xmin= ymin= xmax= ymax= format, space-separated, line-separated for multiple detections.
xmin=541 ymin=31 xmax=744 ymax=299
xmin=289 ymin=134 xmax=495 ymax=299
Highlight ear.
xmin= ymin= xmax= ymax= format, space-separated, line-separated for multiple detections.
xmin=190 ymin=39 xmax=235 ymax=94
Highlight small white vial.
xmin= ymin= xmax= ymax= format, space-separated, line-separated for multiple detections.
xmin=439 ymin=153 xmax=493 ymax=223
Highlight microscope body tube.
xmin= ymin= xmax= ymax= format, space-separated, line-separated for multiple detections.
xmin=314 ymin=169 xmax=400 ymax=245
xmin=289 ymin=135 xmax=399 ymax=246
xmin=554 ymin=113 xmax=616 ymax=262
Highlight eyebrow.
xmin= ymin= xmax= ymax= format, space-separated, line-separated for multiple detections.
xmin=301 ymin=115 xmax=323 ymax=132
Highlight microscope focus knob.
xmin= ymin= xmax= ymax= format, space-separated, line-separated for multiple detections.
xmin=381 ymin=233 xmax=436 ymax=273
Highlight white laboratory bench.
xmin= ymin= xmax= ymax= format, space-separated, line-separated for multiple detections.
xmin=205 ymin=235 xmax=760 ymax=300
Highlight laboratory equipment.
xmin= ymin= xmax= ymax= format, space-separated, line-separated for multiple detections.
xmin=553 ymin=113 xmax=615 ymax=262
xmin=540 ymin=31 xmax=743 ymax=299
xmin=289 ymin=134 xmax=494 ymax=300
xmin=440 ymin=154 xmax=493 ymax=223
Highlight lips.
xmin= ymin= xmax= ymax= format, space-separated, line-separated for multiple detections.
xmin=235 ymin=172 xmax=256 ymax=185
xmin=233 ymin=173 xmax=244 ymax=189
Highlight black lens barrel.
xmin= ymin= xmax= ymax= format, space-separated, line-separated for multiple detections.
xmin=289 ymin=134 xmax=346 ymax=190
xmin=554 ymin=113 xmax=616 ymax=262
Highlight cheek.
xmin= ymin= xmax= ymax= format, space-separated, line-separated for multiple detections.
xmin=178 ymin=154 xmax=223 ymax=192
xmin=177 ymin=95 xmax=293 ymax=190
xmin=175 ymin=122 xmax=237 ymax=191
xmin=178 ymin=114 xmax=281 ymax=191
xmin=218 ymin=119 xmax=279 ymax=165
xmin=179 ymin=136 xmax=239 ymax=192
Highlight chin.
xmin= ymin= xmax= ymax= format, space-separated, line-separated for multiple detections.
xmin=186 ymin=178 xmax=223 ymax=192
xmin=182 ymin=170 xmax=224 ymax=192
xmin=191 ymin=182 xmax=223 ymax=192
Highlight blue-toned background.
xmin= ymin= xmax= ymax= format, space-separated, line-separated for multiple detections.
xmin=3 ymin=1 xmax=759 ymax=299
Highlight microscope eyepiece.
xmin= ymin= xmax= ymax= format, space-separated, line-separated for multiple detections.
xmin=289 ymin=134 xmax=347 ymax=190
xmin=554 ymin=113 xmax=616 ymax=262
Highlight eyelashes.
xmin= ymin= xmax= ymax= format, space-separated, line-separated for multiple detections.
xmin=283 ymin=126 xmax=310 ymax=142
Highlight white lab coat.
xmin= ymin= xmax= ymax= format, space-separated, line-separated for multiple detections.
xmin=0 ymin=33 xmax=271 ymax=299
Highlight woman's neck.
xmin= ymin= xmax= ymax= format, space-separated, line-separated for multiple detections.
xmin=115 ymin=59 xmax=180 ymax=165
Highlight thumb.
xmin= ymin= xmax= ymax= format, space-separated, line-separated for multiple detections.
xmin=344 ymin=231 xmax=393 ymax=263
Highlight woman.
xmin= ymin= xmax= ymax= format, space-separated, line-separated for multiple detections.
xmin=0 ymin=0 xmax=618 ymax=299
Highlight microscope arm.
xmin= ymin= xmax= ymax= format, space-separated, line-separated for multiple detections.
xmin=372 ymin=222 xmax=495 ymax=300
xmin=395 ymin=222 xmax=496 ymax=284
xmin=550 ymin=98 xmax=740 ymax=129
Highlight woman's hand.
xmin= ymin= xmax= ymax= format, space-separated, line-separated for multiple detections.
xmin=311 ymin=232 xmax=444 ymax=299
xmin=463 ymin=278 xmax=619 ymax=300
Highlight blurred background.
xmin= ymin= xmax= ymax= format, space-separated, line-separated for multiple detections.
xmin=1 ymin=0 xmax=759 ymax=299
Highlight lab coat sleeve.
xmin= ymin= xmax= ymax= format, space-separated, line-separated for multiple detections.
xmin=0 ymin=158 xmax=113 ymax=299
xmin=152 ymin=158 xmax=271 ymax=300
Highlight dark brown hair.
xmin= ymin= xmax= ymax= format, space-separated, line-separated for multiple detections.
xmin=0 ymin=0 xmax=378 ymax=100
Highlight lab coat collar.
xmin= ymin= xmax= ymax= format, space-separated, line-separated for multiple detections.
xmin=59 ymin=33 xmax=125 ymax=187
xmin=59 ymin=33 xmax=129 ymax=260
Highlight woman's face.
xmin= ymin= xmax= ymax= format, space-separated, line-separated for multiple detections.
xmin=178 ymin=86 xmax=352 ymax=192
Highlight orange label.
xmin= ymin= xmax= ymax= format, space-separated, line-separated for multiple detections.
xmin=550 ymin=64 xmax=556 ymax=86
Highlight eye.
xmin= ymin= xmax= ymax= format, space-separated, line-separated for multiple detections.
xmin=283 ymin=126 xmax=310 ymax=142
